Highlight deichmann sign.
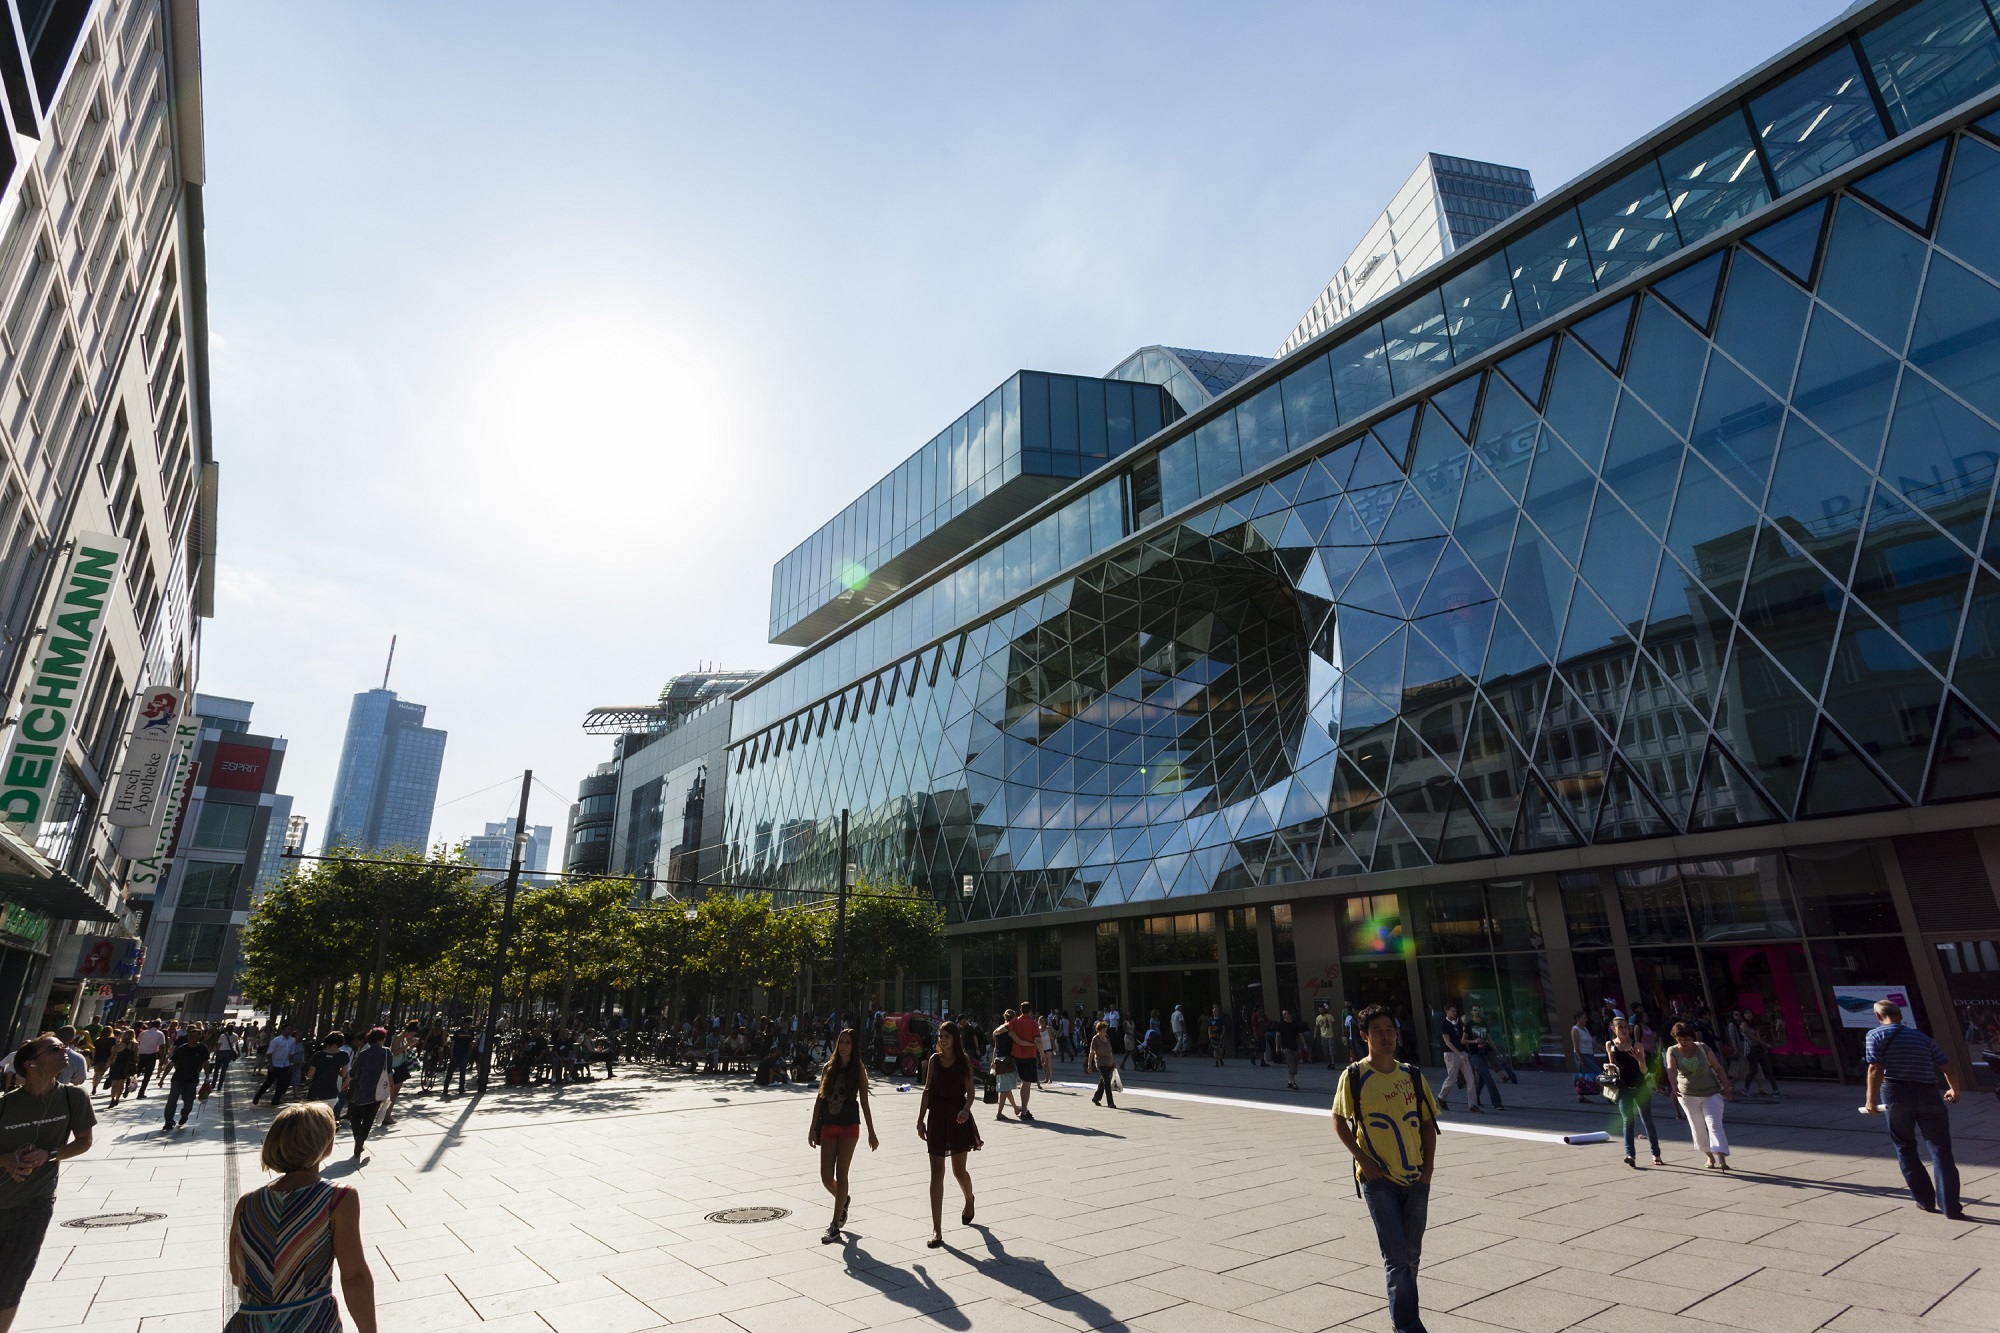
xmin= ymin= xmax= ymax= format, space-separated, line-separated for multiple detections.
xmin=121 ymin=715 xmax=202 ymax=885
xmin=106 ymin=686 xmax=188 ymax=828
xmin=0 ymin=533 xmax=126 ymax=827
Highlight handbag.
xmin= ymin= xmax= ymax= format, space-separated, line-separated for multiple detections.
xmin=990 ymin=1053 xmax=1014 ymax=1076
xmin=809 ymin=1096 xmax=826 ymax=1141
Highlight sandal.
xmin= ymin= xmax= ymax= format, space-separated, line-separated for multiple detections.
xmin=927 ymin=1236 xmax=944 ymax=1248
xmin=962 ymin=1201 xmax=975 ymax=1226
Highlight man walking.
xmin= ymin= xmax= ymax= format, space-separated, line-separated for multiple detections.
xmin=133 ymin=1021 xmax=166 ymax=1097
xmin=1007 ymin=1004 xmax=1042 ymax=1124
xmin=1208 ymin=1005 xmax=1227 ymax=1066
xmin=1315 ymin=1005 xmax=1338 ymax=1069
xmin=0 ymin=1034 xmax=95 ymax=1333
xmin=251 ymin=1027 xmax=299 ymax=1105
xmin=1861 ymin=1000 xmax=1965 ymax=1218
xmin=1437 ymin=1005 xmax=1472 ymax=1112
xmin=161 ymin=1032 xmax=208 ymax=1131
xmin=214 ymin=1025 xmax=241 ymax=1089
xmin=441 ymin=1022 xmax=475 ymax=1098
xmin=1274 ymin=1009 xmax=1307 ymax=1090
xmin=1333 ymin=1005 xmax=1439 ymax=1333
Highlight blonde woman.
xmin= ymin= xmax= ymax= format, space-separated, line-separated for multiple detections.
xmin=226 ymin=1101 xmax=376 ymax=1332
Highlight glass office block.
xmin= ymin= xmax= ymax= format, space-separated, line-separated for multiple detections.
xmin=1715 ymin=251 xmax=1811 ymax=395
xmin=1862 ymin=0 xmax=2000 ymax=133
xmin=1752 ymin=43 xmax=1890 ymax=194
xmin=1623 ymin=295 xmax=1710 ymax=437
xmin=1714 ymin=632 xmax=1817 ymax=815
xmin=1746 ymin=200 xmax=1830 ymax=285
xmin=1851 ymin=485 xmax=1975 ymax=671
xmin=1521 ymin=433 xmax=1597 ymax=562
xmin=1280 ymin=353 xmax=1338 ymax=450
xmin=1852 ymin=137 xmax=1950 ymax=231
xmin=1237 ymin=384 xmax=1289 ymax=474
xmin=1817 ymin=197 xmax=1928 ymax=351
xmin=1496 ymin=337 xmax=1555 ymax=407
xmin=1738 ymin=522 xmax=1845 ymax=693
xmin=1667 ymin=451 xmax=1761 ymax=607
xmin=1429 ymin=376 xmax=1481 ymax=438
xmin=1331 ymin=324 xmax=1393 ymax=421
xmin=1475 ymin=376 xmax=1545 ymax=495
xmin=1940 ymin=137 xmax=2000 ymax=284
xmin=1579 ymin=489 xmax=1660 ymax=630
xmin=1653 ymin=250 xmax=1727 ymax=332
xmin=1908 ymin=253 xmax=2000 ymax=420
xmin=1570 ymin=297 xmax=1635 ymax=373
xmin=1659 ymin=110 xmax=1772 ymax=242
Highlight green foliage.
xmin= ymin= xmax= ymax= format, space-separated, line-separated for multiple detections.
xmin=839 ymin=878 xmax=945 ymax=1002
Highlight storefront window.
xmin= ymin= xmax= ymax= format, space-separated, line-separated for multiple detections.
xmin=1343 ymin=894 xmax=1406 ymax=957
xmin=1562 ymin=878 xmax=1614 ymax=948
xmin=1574 ymin=950 xmax=1625 ymax=1017
xmin=1935 ymin=940 xmax=2000 ymax=1049
xmin=1133 ymin=912 xmax=1217 ymax=965
xmin=1030 ymin=928 xmax=1061 ymax=971
xmin=1413 ymin=885 xmax=1488 ymax=954
xmin=1631 ymin=945 xmax=1706 ymax=1022
xmin=1698 ymin=941 xmax=1837 ymax=1075
xmin=1095 ymin=921 xmax=1120 ymax=975
xmin=1683 ymin=856 xmax=1798 ymax=941
xmin=1486 ymin=881 xmax=1544 ymax=950
xmin=1812 ymin=936 xmax=1929 ymax=1075
xmin=1788 ymin=844 xmax=1901 ymax=935
xmin=1270 ymin=904 xmax=1296 ymax=963
xmin=1495 ymin=952 xmax=1556 ymax=1064
xmin=1223 ymin=908 xmax=1258 ymax=970
xmin=1617 ymin=864 xmax=1694 ymax=943
xmin=1420 ymin=956 xmax=1499 ymax=1062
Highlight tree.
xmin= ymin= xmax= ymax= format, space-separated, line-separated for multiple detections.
xmin=842 ymin=878 xmax=945 ymax=1009
xmin=509 ymin=879 xmax=637 ymax=1019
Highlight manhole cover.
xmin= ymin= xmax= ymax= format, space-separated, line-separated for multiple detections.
xmin=707 ymin=1206 xmax=790 ymax=1224
xmin=62 ymin=1212 xmax=164 ymax=1230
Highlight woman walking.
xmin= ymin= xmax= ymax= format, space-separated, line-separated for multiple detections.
xmin=1668 ymin=1021 xmax=1734 ymax=1169
xmin=807 ymin=1027 xmax=876 ymax=1244
xmin=1606 ymin=1017 xmax=1662 ymax=1167
xmin=381 ymin=1022 xmax=421 ymax=1129
xmin=916 ymin=1021 xmax=981 ymax=1248
xmin=991 ymin=1011 xmax=1022 ymax=1121
xmin=1086 ymin=1020 xmax=1117 ymax=1108
xmin=227 ymin=1101 xmax=376 ymax=1332
xmin=105 ymin=1031 xmax=137 ymax=1106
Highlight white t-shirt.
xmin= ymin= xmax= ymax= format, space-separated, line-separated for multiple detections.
xmin=135 ymin=1028 xmax=167 ymax=1055
xmin=1171 ymin=1010 xmax=1186 ymax=1036
xmin=1573 ymin=1025 xmax=1597 ymax=1056
xmin=266 ymin=1035 xmax=299 ymax=1068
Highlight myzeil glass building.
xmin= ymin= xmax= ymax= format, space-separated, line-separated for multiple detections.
xmin=723 ymin=0 xmax=2000 ymax=1081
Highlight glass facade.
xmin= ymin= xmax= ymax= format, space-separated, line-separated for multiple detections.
xmin=719 ymin=1 xmax=2000 ymax=1070
xmin=768 ymin=371 xmax=1178 ymax=645
xmin=323 ymin=689 xmax=446 ymax=854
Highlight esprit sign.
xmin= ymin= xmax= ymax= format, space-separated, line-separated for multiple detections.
xmin=207 ymin=742 xmax=269 ymax=793
xmin=0 ymin=534 xmax=126 ymax=826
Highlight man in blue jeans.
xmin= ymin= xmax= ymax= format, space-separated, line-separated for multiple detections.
xmin=1861 ymin=999 xmax=1965 ymax=1219
xmin=1333 ymin=1005 xmax=1440 ymax=1333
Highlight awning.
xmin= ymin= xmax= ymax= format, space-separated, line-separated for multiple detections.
xmin=0 ymin=825 xmax=118 ymax=923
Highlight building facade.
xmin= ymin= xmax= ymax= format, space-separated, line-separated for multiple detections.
xmin=461 ymin=817 xmax=552 ymax=881
xmin=722 ymin=0 xmax=2000 ymax=1079
xmin=0 ymin=0 xmax=214 ymax=1046
xmin=322 ymin=687 xmax=446 ymax=853
xmin=135 ymin=694 xmax=284 ymax=1020
xmin=1278 ymin=154 xmax=1539 ymax=359
xmin=564 ymin=762 xmax=616 ymax=876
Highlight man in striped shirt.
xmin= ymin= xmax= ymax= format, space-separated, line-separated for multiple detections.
xmin=1861 ymin=1000 xmax=1965 ymax=1219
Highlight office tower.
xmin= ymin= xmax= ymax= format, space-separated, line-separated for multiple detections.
xmin=323 ymin=688 xmax=446 ymax=853
xmin=1279 ymin=154 xmax=1537 ymax=358
xmin=0 ymin=0 xmax=215 ymax=1046
xmin=717 ymin=0 xmax=2000 ymax=1071
xmin=462 ymin=817 xmax=552 ymax=881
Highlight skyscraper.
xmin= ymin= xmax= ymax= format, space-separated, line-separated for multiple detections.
xmin=462 ymin=818 xmax=552 ymax=882
xmin=323 ymin=689 xmax=446 ymax=853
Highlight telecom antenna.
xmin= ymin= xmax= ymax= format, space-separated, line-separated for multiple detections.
xmin=382 ymin=635 xmax=397 ymax=691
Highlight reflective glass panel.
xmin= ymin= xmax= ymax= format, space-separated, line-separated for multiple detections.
xmin=1909 ymin=253 xmax=2000 ymax=421
xmin=1581 ymin=160 xmax=1683 ymax=289
xmin=1542 ymin=335 xmax=1620 ymax=465
xmin=1764 ymin=412 xmax=1871 ymax=577
xmin=1659 ymin=110 xmax=1772 ymax=242
xmin=1281 ymin=353 xmax=1338 ymax=450
xmin=1441 ymin=252 xmax=1523 ymax=365
xmin=1880 ymin=368 xmax=2000 ymax=547
xmin=1384 ymin=288 xmax=1455 ymax=394
xmin=1751 ymin=43 xmax=1890 ymax=194
xmin=1715 ymin=251 xmax=1811 ymax=395
xmin=1690 ymin=352 xmax=1786 ymax=501
xmin=1331 ymin=324 xmax=1393 ymax=421
xmin=1792 ymin=305 xmax=1902 ymax=464
xmin=1237 ymin=384 xmax=1288 ymax=475
xmin=1823 ymin=604 xmax=1944 ymax=799
xmin=1623 ymin=295 xmax=1710 ymax=437
xmin=1508 ymin=207 xmax=1597 ymax=326
xmin=1862 ymin=0 xmax=2000 ymax=133
xmin=1937 ymin=135 xmax=2000 ymax=280
xmin=1600 ymin=393 xmax=1686 ymax=534
xmin=1817 ymin=196 xmax=1928 ymax=351
xmin=1852 ymin=484 xmax=1975 ymax=671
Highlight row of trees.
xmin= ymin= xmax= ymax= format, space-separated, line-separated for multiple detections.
xmin=234 ymin=848 xmax=946 ymax=1035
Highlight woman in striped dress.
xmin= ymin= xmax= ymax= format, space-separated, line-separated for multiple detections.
xmin=227 ymin=1102 xmax=376 ymax=1332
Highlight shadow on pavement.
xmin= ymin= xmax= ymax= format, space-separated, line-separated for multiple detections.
xmin=948 ymin=1224 xmax=1127 ymax=1331
xmin=838 ymin=1236 xmax=971 ymax=1329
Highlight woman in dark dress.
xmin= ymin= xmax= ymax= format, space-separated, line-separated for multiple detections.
xmin=916 ymin=1020 xmax=981 ymax=1248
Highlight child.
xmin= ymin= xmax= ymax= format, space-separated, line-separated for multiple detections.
xmin=226 ymin=1102 xmax=376 ymax=1331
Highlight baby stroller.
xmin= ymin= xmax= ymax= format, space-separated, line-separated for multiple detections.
xmin=1132 ymin=1029 xmax=1169 ymax=1073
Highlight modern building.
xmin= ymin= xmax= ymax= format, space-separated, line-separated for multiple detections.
xmin=461 ymin=817 xmax=552 ymax=882
xmin=721 ymin=0 xmax=2000 ymax=1079
xmin=134 ymin=694 xmax=285 ymax=1020
xmin=574 ymin=669 xmax=760 ymax=896
xmin=0 ymin=0 xmax=216 ymax=1046
xmin=250 ymin=792 xmax=291 ymax=896
xmin=564 ymin=762 xmax=616 ymax=877
xmin=1278 ymin=154 xmax=1539 ymax=359
xmin=322 ymin=687 xmax=446 ymax=853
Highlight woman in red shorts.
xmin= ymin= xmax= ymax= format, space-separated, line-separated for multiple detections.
xmin=808 ymin=1027 xmax=876 ymax=1243
xmin=916 ymin=1021 xmax=982 ymax=1247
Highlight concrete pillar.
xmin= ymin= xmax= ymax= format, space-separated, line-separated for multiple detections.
xmin=1014 ymin=934 xmax=1033 ymax=1010
xmin=1059 ymin=923 xmax=1096 ymax=1018
xmin=1291 ymin=898 xmax=1344 ymax=1022
xmin=1536 ymin=875 xmax=1582 ymax=1069
xmin=1877 ymin=840 xmax=1975 ymax=1081
xmin=1255 ymin=908 xmax=1280 ymax=1025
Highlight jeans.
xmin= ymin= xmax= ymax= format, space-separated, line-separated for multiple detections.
xmin=136 ymin=1052 xmax=160 ymax=1095
xmin=1360 ymin=1179 xmax=1430 ymax=1333
xmin=252 ymin=1064 xmax=292 ymax=1103
xmin=442 ymin=1059 xmax=471 ymax=1096
xmin=1468 ymin=1053 xmax=1503 ymax=1108
xmin=348 ymin=1101 xmax=382 ymax=1155
xmin=1885 ymin=1088 xmax=1959 ymax=1214
xmin=1617 ymin=1092 xmax=1659 ymax=1159
xmin=163 ymin=1076 xmax=199 ymax=1127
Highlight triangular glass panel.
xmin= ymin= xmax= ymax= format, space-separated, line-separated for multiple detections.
xmin=1851 ymin=138 xmax=1948 ymax=235
xmin=1416 ymin=539 xmax=1495 ymax=614
xmin=1822 ymin=603 xmax=1944 ymax=802
xmin=1472 ymin=382 xmax=1541 ymax=498
xmin=1381 ymin=487 xmax=1449 ymax=543
xmin=1341 ymin=715 xmax=1398 ymax=793
xmin=1578 ymin=490 xmax=1660 ymax=634
xmin=1349 ymin=434 xmax=1409 ymax=489
xmin=1371 ymin=803 xmax=1430 ymax=872
xmin=1435 ymin=785 xmax=1499 ymax=861
xmin=1419 ymin=596 xmax=1498 ymax=685
xmin=1711 ymin=633 xmax=1818 ymax=816
xmin=1571 ymin=297 xmax=1636 ymax=373
xmin=1799 ymin=719 xmax=1907 ymax=816
xmin=1373 ymin=404 xmax=1423 ymax=463
xmin=1495 ymin=336 xmax=1555 ymax=409
xmin=1927 ymin=693 xmax=2000 ymax=801
xmin=1339 ymin=551 xmax=1405 ymax=617
xmin=1481 ymin=609 xmax=1549 ymax=697
xmin=1459 ymin=697 xmax=1531 ymax=848
xmin=1652 ymin=250 xmax=1726 ymax=333
xmin=1429 ymin=376 xmax=1481 ymax=439
xmin=1511 ymin=772 xmax=1583 ymax=851
xmin=1533 ymin=679 xmax=1610 ymax=829
xmin=1335 ymin=604 xmax=1402 ymax=664
xmin=1329 ymin=797 xmax=1385 ymax=865
xmin=1402 ymin=629 xmax=1465 ymax=700
xmin=1409 ymin=410 xmax=1470 ymax=522
xmin=1556 ymin=581 xmax=1635 ymax=670
xmin=1745 ymin=198 xmax=1830 ymax=287
xmin=1330 ymin=749 xmax=1382 ymax=811
xmin=1738 ymin=523 xmax=1844 ymax=698
xmin=1686 ymin=738 xmax=1782 ymax=829
xmin=1501 ymin=522 xmax=1574 ymax=657
xmin=1384 ymin=536 xmax=1446 ymax=610
xmin=1388 ymin=772 xmax=1453 ymax=860
xmin=1594 ymin=756 xmax=1676 ymax=841
xmin=1543 ymin=337 xmax=1621 ymax=467
xmin=1852 ymin=485 xmax=1972 ymax=676
xmin=1456 ymin=458 xmax=1521 ymax=589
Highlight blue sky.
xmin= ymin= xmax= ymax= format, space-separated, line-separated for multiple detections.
xmin=192 ymin=0 xmax=1848 ymax=853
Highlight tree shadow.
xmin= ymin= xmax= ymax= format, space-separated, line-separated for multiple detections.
xmin=945 ymin=1224 xmax=1128 ymax=1330
xmin=837 ymin=1236 xmax=971 ymax=1329
xmin=1016 ymin=1119 xmax=1123 ymax=1138
xmin=419 ymin=1091 xmax=483 ymax=1172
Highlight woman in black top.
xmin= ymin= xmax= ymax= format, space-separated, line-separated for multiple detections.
xmin=807 ymin=1027 xmax=876 ymax=1243
xmin=1606 ymin=1016 xmax=1662 ymax=1167
xmin=916 ymin=1021 xmax=981 ymax=1247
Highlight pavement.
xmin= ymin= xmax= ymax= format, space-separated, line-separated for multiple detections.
xmin=17 ymin=1052 xmax=2000 ymax=1332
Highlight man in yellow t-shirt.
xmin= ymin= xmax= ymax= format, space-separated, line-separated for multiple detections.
xmin=1332 ymin=1005 xmax=1438 ymax=1333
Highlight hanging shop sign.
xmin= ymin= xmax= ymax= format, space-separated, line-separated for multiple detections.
xmin=0 ymin=534 xmax=126 ymax=827
xmin=121 ymin=717 xmax=203 ymax=885
xmin=106 ymin=686 xmax=189 ymax=828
